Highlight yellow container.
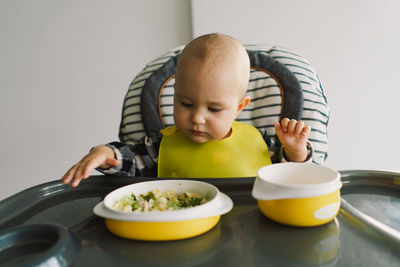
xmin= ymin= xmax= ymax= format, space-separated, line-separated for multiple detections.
xmin=252 ymin=163 xmax=342 ymax=227
xmin=93 ymin=180 xmax=233 ymax=241
xmin=105 ymin=216 xmax=220 ymax=241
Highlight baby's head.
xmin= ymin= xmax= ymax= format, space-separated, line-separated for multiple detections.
xmin=173 ymin=33 xmax=251 ymax=143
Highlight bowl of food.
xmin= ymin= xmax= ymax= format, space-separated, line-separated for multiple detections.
xmin=252 ymin=163 xmax=342 ymax=227
xmin=93 ymin=180 xmax=233 ymax=241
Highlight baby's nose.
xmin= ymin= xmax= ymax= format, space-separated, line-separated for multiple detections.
xmin=192 ymin=111 xmax=206 ymax=124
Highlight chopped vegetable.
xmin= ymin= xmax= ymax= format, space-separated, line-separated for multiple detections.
xmin=112 ymin=189 xmax=210 ymax=212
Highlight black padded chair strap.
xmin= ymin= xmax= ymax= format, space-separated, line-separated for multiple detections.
xmin=247 ymin=50 xmax=303 ymax=121
xmin=140 ymin=56 xmax=179 ymax=138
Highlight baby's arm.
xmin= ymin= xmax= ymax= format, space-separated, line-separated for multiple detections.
xmin=274 ymin=118 xmax=311 ymax=162
xmin=62 ymin=145 xmax=121 ymax=187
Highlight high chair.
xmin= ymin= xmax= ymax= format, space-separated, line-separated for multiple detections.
xmin=118 ymin=44 xmax=329 ymax=168
xmin=1 ymin=43 xmax=399 ymax=267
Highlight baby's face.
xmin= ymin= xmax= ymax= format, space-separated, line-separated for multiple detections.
xmin=173 ymin=58 xmax=245 ymax=143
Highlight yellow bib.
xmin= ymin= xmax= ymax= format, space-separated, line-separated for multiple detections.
xmin=158 ymin=121 xmax=272 ymax=178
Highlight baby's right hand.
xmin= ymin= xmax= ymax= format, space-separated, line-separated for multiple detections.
xmin=62 ymin=145 xmax=121 ymax=187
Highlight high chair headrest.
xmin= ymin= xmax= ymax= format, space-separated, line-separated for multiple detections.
xmin=119 ymin=44 xmax=329 ymax=164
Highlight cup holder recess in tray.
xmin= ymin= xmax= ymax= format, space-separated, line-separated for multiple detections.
xmin=0 ymin=223 xmax=80 ymax=267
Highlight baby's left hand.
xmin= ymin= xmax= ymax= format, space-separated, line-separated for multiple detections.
xmin=274 ymin=118 xmax=311 ymax=162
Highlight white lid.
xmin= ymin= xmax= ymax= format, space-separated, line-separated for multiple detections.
xmin=252 ymin=163 xmax=342 ymax=200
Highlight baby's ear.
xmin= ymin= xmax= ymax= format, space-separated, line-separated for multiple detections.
xmin=236 ymin=96 xmax=251 ymax=115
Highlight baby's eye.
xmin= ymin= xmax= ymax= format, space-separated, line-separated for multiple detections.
xmin=208 ymin=107 xmax=222 ymax=112
xmin=181 ymin=102 xmax=192 ymax=108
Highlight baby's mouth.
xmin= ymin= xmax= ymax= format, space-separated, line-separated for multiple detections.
xmin=191 ymin=129 xmax=204 ymax=136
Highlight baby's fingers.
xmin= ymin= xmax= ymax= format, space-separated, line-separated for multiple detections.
xmin=68 ymin=163 xmax=88 ymax=187
xmin=287 ymin=119 xmax=298 ymax=133
xmin=280 ymin=118 xmax=291 ymax=132
xmin=62 ymin=164 xmax=78 ymax=184
xmin=73 ymin=157 xmax=102 ymax=183
xmin=70 ymin=163 xmax=94 ymax=187
xmin=274 ymin=122 xmax=283 ymax=138
xmin=294 ymin=121 xmax=305 ymax=135
xmin=301 ymin=124 xmax=311 ymax=137
xmin=71 ymin=176 xmax=84 ymax=188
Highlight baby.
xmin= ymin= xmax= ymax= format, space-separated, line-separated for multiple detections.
xmin=62 ymin=33 xmax=311 ymax=187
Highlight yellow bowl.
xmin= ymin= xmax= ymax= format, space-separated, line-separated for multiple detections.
xmin=252 ymin=163 xmax=342 ymax=227
xmin=105 ymin=216 xmax=220 ymax=241
xmin=93 ymin=180 xmax=233 ymax=241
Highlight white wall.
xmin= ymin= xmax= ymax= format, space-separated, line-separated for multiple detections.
xmin=192 ymin=0 xmax=400 ymax=172
xmin=0 ymin=0 xmax=192 ymax=200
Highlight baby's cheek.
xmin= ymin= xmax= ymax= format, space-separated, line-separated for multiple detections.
xmin=217 ymin=125 xmax=233 ymax=140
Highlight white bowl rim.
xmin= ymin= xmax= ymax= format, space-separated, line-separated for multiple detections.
xmin=93 ymin=192 xmax=233 ymax=222
xmin=103 ymin=179 xmax=220 ymax=215
xmin=252 ymin=163 xmax=342 ymax=200
xmin=256 ymin=163 xmax=341 ymax=189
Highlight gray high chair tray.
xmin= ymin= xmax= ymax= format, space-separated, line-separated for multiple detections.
xmin=0 ymin=170 xmax=399 ymax=267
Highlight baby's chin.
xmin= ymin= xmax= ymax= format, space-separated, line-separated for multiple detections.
xmin=184 ymin=132 xmax=229 ymax=144
xmin=185 ymin=134 xmax=209 ymax=144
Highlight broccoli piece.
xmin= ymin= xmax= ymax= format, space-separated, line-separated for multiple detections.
xmin=141 ymin=191 xmax=156 ymax=201
xmin=188 ymin=197 xmax=202 ymax=207
xmin=131 ymin=202 xmax=139 ymax=211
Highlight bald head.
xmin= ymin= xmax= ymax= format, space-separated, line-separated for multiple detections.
xmin=176 ymin=33 xmax=250 ymax=97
